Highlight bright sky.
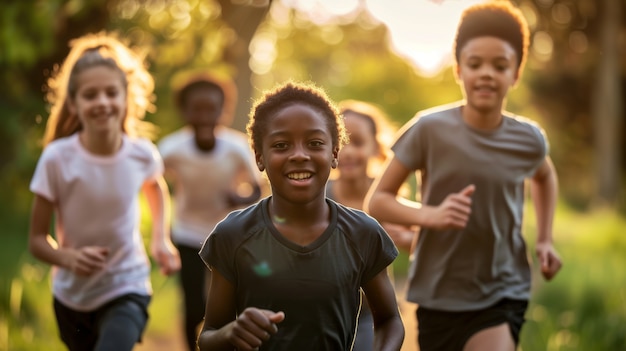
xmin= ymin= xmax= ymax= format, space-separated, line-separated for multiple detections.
xmin=281 ymin=0 xmax=485 ymax=76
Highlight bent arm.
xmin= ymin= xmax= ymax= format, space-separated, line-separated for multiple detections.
xmin=198 ymin=268 xmax=284 ymax=351
xmin=28 ymin=194 xmax=68 ymax=268
xmin=142 ymin=176 xmax=180 ymax=275
xmin=530 ymin=157 xmax=558 ymax=244
xmin=365 ymin=157 xmax=426 ymax=227
xmin=363 ymin=269 xmax=405 ymax=351
xmin=530 ymin=156 xmax=562 ymax=280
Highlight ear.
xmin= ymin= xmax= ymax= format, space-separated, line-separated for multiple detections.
xmin=255 ymin=153 xmax=265 ymax=172
xmin=331 ymin=147 xmax=339 ymax=169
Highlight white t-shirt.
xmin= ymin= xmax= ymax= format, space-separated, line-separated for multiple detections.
xmin=29 ymin=133 xmax=163 ymax=311
xmin=158 ymin=127 xmax=261 ymax=248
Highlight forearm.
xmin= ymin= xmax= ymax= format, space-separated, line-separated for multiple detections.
xmin=373 ymin=316 xmax=405 ymax=351
xmin=367 ymin=191 xmax=428 ymax=228
xmin=197 ymin=326 xmax=235 ymax=351
xmin=28 ymin=233 xmax=71 ymax=269
xmin=143 ymin=177 xmax=172 ymax=243
xmin=531 ymin=167 xmax=558 ymax=244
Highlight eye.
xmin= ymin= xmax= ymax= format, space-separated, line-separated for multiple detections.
xmin=106 ymin=88 xmax=120 ymax=98
xmin=309 ymin=140 xmax=324 ymax=148
xmin=272 ymin=141 xmax=288 ymax=150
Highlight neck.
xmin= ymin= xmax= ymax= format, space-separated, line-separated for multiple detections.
xmin=79 ymin=131 xmax=123 ymax=155
xmin=333 ymin=176 xmax=372 ymax=210
xmin=461 ymin=105 xmax=503 ymax=131
xmin=269 ymin=195 xmax=328 ymax=226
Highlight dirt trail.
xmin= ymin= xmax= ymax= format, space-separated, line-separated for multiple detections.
xmin=135 ymin=278 xmax=419 ymax=351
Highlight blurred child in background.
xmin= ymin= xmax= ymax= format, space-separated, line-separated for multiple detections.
xmin=28 ymin=32 xmax=180 ymax=351
xmin=158 ymin=72 xmax=263 ymax=350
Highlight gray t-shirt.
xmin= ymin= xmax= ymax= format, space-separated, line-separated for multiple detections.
xmin=392 ymin=103 xmax=547 ymax=311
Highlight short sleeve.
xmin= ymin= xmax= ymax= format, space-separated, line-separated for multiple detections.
xmin=29 ymin=147 xmax=59 ymax=202
xmin=360 ymin=219 xmax=398 ymax=285
xmin=391 ymin=114 xmax=426 ymax=171
xmin=198 ymin=220 xmax=237 ymax=283
xmin=141 ymin=139 xmax=164 ymax=182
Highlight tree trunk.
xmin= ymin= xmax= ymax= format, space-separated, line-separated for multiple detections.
xmin=592 ymin=0 xmax=623 ymax=206
xmin=218 ymin=0 xmax=271 ymax=132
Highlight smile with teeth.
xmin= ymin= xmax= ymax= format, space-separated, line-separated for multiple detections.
xmin=287 ymin=172 xmax=312 ymax=180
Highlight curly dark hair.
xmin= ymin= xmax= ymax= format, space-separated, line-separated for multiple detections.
xmin=246 ymin=81 xmax=348 ymax=153
xmin=453 ymin=0 xmax=530 ymax=72
xmin=172 ymin=72 xmax=238 ymax=127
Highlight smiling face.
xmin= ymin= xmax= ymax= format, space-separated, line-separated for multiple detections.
xmin=337 ymin=112 xmax=378 ymax=181
xmin=456 ymin=36 xmax=519 ymax=114
xmin=257 ymin=103 xmax=338 ymax=205
xmin=68 ymin=65 xmax=127 ymax=138
xmin=181 ymin=86 xmax=224 ymax=151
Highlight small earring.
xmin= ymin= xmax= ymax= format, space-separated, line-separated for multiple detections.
xmin=331 ymin=159 xmax=338 ymax=169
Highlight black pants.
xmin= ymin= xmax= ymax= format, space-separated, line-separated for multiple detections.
xmin=177 ymin=243 xmax=211 ymax=351
xmin=54 ymin=293 xmax=150 ymax=351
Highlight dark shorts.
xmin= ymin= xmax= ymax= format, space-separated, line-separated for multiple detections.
xmin=416 ymin=298 xmax=528 ymax=351
xmin=54 ymin=293 xmax=151 ymax=351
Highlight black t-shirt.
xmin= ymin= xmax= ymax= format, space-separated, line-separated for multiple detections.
xmin=200 ymin=197 xmax=398 ymax=350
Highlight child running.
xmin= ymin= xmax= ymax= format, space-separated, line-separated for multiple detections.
xmin=28 ymin=32 xmax=180 ymax=351
xmin=366 ymin=2 xmax=562 ymax=351
xmin=197 ymin=81 xmax=405 ymax=351
xmin=158 ymin=72 xmax=263 ymax=350
xmin=327 ymin=100 xmax=417 ymax=350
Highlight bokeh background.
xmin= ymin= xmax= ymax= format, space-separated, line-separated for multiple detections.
xmin=1 ymin=0 xmax=624 ymax=350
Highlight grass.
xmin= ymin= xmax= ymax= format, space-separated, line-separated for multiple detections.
xmin=1 ymin=204 xmax=625 ymax=350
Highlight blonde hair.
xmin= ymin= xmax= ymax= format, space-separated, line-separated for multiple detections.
xmin=43 ymin=32 xmax=155 ymax=146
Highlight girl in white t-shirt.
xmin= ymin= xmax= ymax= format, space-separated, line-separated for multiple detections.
xmin=28 ymin=32 xmax=180 ymax=351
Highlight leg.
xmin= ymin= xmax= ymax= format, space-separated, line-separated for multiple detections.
xmin=178 ymin=244 xmax=208 ymax=351
xmin=463 ymin=323 xmax=515 ymax=351
xmin=94 ymin=294 xmax=150 ymax=351
xmin=54 ymin=298 xmax=97 ymax=351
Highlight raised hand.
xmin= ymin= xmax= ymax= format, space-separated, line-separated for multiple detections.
xmin=425 ymin=184 xmax=475 ymax=230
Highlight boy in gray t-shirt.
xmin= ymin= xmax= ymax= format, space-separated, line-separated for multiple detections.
xmin=366 ymin=2 xmax=562 ymax=351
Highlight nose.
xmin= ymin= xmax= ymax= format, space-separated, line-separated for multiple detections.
xmin=289 ymin=143 xmax=311 ymax=162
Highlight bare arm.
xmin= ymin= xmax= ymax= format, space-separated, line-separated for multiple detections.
xmin=530 ymin=156 xmax=562 ymax=280
xmin=142 ymin=176 xmax=180 ymax=275
xmin=28 ymin=194 xmax=108 ymax=275
xmin=366 ymin=157 xmax=474 ymax=230
xmin=198 ymin=268 xmax=285 ymax=351
xmin=362 ymin=268 xmax=405 ymax=351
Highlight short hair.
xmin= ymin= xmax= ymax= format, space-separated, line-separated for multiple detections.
xmin=453 ymin=1 xmax=530 ymax=72
xmin=172 ymin=72 xmax=238 ymax=127
xmin=246 ymin=81 xmax=348 ymax=153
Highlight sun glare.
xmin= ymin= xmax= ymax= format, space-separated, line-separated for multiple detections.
xmin=282 ymin=0 xmax=485 ymax=76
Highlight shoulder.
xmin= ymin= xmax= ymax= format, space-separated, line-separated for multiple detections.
xmin=400 ymin=102 xmax=462 ymax=132
xmin=39 ymin=135 xmax=78 ymax=162
xmin=333 ymin=200 xmax=382 ymax=235
xmin=212 ymin=199 xmax=265 ymax=239
xmin=503 ymin=113 xmax=547 ymax=141
xmin=125 ymin=136 xmax=162 ymax=163
xmin=158 ymin=128 xmax=191 ymax=154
